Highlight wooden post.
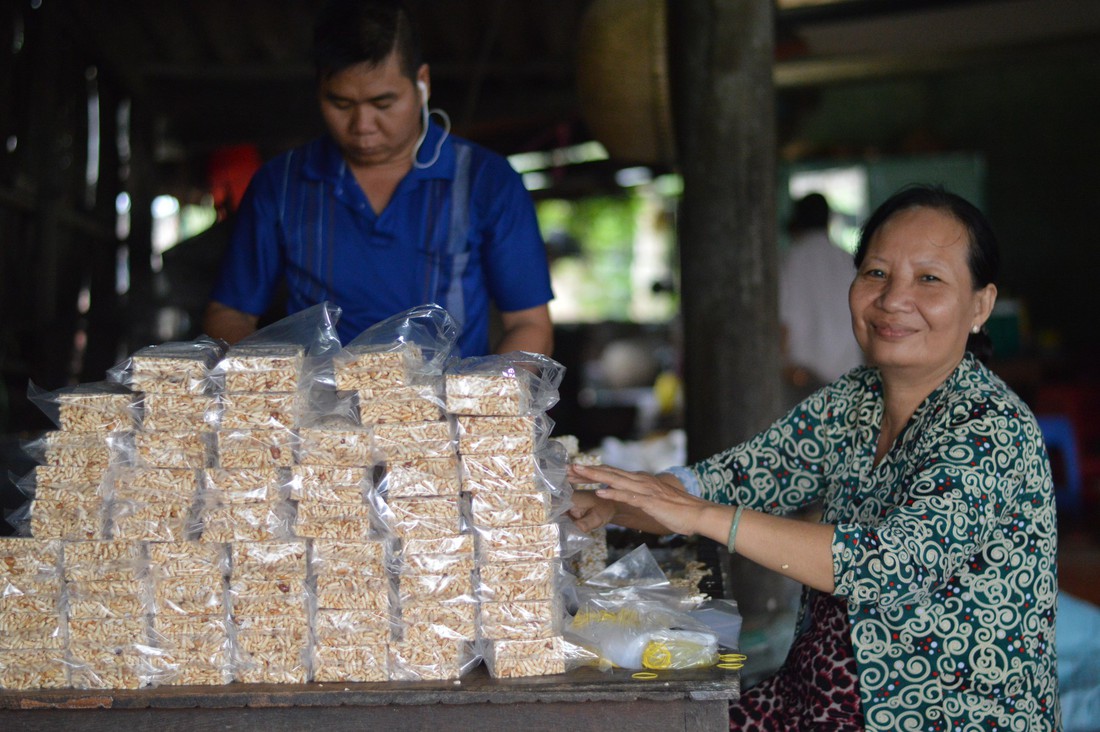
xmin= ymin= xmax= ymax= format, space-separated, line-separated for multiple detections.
xmin=667 ymin=0 xmax=780 ymax=463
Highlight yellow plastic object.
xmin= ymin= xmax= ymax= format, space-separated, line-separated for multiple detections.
xmin=641 ymin=635 xmax=718 ymax=670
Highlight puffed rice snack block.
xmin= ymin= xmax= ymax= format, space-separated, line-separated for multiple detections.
xmin=218 ymin=344 xmax=305 ymax=392
xmin=0 ymin=616 xmax=64 ymax=650
xmin=315 ymin=575 xmax=391 ymax=612
xmin=477 ymin=523 xmax=561 ymax=562
xmin=478 ymin=560 xmax=558 ymax=602
xmin=231 ymin=540 xmax=307 ymax=579
xmin=312 ymin=644 xmax=389 ymax=683
xmin=294 ymin=516 xmax=373 ymax=541
xmin=313 ymin=609 xmax=391 ymax=646
xmin=234 ymin=615 xmax=310 ymax=651
xmin=479 ymin=599 xmax=562 ymax=640
xmin=33 ymin=463 xmax=109 ymax=491
xmin=0 ymin=649 xmax=68 ymax=689
xmin=110 ymin=499 xmax=194 ymax=542
xmin=373 ymin=420 xmax=455 ymax=460
xmin=229 ymin=578 xmax=308 ymax=617
xmin=68 ymin=647 xmax=146 ymax=689
xmin=400 ymin=600 xmax=477 ymax=641
xmin=445 ymin=372 xmax=531 ymax=416
xmin=153 ymin=577 xmax=227 ymax=616
xmin=41 ymin=430 xmax=115 ymax=468
xmin=289 ymin=464 xmax=368 ymax=501
xmin=0 ymin=537 xmax=61 ymax=577
xmin=217 ymin=428 xmax=296 ymax=469
xmin=357 ymin=390 xmax=443 ymax=424
xmin=141 ymin=393 xmax=219 ymax=432
xmin=136 ymin=430 xmax=212 ymax=468
xmin=62 ymin=539 xmax=145 ymax=581
xmin=485 ymin=636 xmax=568 ymax=679
xmin=384 ymin=495 xmax=464 ymax=538
xmin=389 ymin=638 xmax=473 ymax=681
xmin=113 ymin=467 xmax=200 ymax=504
xmin=67 ymin=578 xmax=148 ymax=619
xmin=469 ymin=490 xmax=553 ymax=528
xmin=399 ymin=533 xmax=474 ymax=557
xmin=310 ymin=538 xmax=388 ymax=576
xmin=400 ymin=551 xmax=475 ymax=577
xmin=0 ymin=603 xmax=61 ymax=638
xmin=397 ymin=572 xmax=474 ymax=604
xmin=295 ymin=425 xmax=373 ymax=466
xmin=219 ymin=392 xmax=299 ymax=431
xmin=30 ymin=499 xmax=106 ymax=541
xmin=57 ymin=389 xmax=136 ymax=433
xmin=129 ymin=340 xmax=224 ymax=391
xmin=456 ymin=415 xmax=538 ymax=455
xmin=199 ymin=502 xmax=294 ymax=543
xmin=381 ymin=457 xmax=461 ymax=498
xmin=68 ymin=616 xmax=149 ymax=646
xmin=202 ymin=466 xmax=283 ymax=503
xmin=0 ymin=578 xmax=62 ymax=615
xmin=147 ymin=541 xmax=227 ymax=578
xmin=461 ymin=453 xmax=540 ymax=484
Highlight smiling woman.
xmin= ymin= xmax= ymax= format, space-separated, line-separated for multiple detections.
xmin=568 ymin=185 xmax=1060 ymax=730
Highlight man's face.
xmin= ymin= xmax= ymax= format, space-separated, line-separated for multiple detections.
xmin=318 ymin=52 xmax=427 ymax=170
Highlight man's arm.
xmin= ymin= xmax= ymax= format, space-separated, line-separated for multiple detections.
xmin=495 ymin=304 xmax=553 ymax=356
xmin=203 ymin=301 xmax=259 ymax=345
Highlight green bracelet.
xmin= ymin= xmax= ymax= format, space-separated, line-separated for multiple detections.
xmin=727 ymin=505 xmax=745 ymax=555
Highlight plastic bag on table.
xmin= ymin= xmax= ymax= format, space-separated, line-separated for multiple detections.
xmin=565 ymin=544 xmax=719 ymax=671
xmin=444 ymin=351 xmax=565 ymax=416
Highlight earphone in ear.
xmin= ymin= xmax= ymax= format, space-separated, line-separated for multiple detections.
xmin=417 ymin=80 xmax=428 ymax=105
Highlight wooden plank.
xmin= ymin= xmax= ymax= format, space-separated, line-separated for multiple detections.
xmin=0 ymin=665 xmax=738 ymax=711
xmin=0 ymin=696 xmax=731 ymax=732
xmin=1 ymin=666 xmax=738 ymax=731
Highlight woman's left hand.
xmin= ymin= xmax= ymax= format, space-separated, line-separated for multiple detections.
xmin=568 ymin=464 xmax=711 ymax=537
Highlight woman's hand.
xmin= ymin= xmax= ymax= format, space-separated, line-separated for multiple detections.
xmin=567 ymin=464 xmax=709 ymax=537
xmin=567 ymin=489 xmax=618 ymax=533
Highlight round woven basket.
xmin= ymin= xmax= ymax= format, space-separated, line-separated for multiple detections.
xmin=577 ymin=0 xmax=676 ymax=166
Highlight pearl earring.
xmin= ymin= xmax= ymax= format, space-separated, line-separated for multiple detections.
xmin=971 ymin=324 xmax=980 ymax=334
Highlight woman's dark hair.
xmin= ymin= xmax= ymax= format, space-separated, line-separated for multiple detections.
xmin=854 ymin=184 xmax=1000 ymax=362
xmin=312 ymin=0 xmax=423 ymax=81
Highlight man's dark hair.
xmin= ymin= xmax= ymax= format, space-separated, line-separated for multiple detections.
xmin=312 ymin=0 xmax=423 ymax=81
xmin=788 ymin=192 xmax=830 ymax=233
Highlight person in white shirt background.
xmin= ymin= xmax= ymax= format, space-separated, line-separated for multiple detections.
xmin=778 ymin=192 xmax=864 ymax=403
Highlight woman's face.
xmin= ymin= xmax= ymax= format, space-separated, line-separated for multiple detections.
xmin=849 ymin=206 xmax=996 ymax=382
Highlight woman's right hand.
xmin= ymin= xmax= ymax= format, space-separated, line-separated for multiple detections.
xmin=567 ymin=489 xmax=618 ymax=533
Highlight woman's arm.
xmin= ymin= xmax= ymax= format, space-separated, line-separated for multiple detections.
xmin=569 ymin=464 xmax=838 ymax=593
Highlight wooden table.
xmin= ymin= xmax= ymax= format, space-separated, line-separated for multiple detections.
xmin=0 ymin=664 xmax=739 ymax=731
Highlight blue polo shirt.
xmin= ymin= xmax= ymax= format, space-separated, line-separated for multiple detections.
xmin=209 ymin=123 xmax=553 ymax=357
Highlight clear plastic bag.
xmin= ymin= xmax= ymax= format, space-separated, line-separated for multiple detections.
xmin=444 ymin=351 xmax=565 ymax=416
xmin=565 ymin=545 xmax=720 ymax=671
xmin=107 ymin=336 xmax=227 ymax=395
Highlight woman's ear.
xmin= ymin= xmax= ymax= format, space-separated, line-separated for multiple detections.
xmin=974 ymin=283 xmax=998 ymax=327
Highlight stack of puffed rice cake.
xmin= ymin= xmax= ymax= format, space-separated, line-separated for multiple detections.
xmin=0 ymin=538 xmax=66 ymax=689
xmin=29 ymin=382 xmax=137 ymax=541
xmin=447 ymin=362 xmax=571 ymax=679
xmin=340 ymin=342 xmax=477 ymax=681
xmin=201 ymin=344 xmax=303 ymax=543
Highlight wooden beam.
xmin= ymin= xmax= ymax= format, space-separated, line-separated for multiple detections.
xmin=668 ymin=0 xmax=781 ymax=462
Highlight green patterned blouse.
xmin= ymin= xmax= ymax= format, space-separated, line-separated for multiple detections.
xmin=688 ymin=353 xmax=1060 ymax=731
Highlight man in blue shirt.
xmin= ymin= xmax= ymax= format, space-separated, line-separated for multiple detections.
xmin=203 ymin=0 xmax=554 ymax=358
